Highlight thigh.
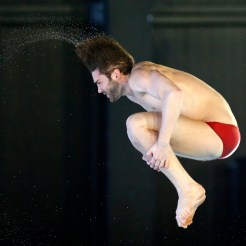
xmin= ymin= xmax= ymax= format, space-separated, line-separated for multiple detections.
xmin=137 ymin=112 xmax=223 ymax=160
xmin=170 ymin=116 xmax=223 ymax=160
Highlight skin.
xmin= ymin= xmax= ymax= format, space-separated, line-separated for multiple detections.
xmin=92 ymin=61 xmax=238 ymax=228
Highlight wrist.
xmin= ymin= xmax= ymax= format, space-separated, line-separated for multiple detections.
xmin=157 ymin=141 xmax=169 ymax=147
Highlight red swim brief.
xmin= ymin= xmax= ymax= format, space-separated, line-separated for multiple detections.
xmin=206 ymin=122 xmax=241 ymax=159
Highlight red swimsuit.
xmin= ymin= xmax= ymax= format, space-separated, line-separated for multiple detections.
xmin=206 ymin=122 xmax=241 ymax=159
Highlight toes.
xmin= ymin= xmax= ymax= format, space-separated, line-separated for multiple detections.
xmin=176 ymin=210 xmax=193 ymax=229
xmin=177 ymin=219 xmax=188 ymax=229
xmin=177 ymin=218 xmax=192 ymax=229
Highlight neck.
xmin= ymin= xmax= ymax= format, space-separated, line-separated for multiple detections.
xmin=120 ymin=74 xmax=133 ymax=96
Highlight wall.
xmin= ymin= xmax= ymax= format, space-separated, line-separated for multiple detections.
xmin=0 ymin=1 xmax=108 ymax=245
xmin=108 ymin=1 xmax=246 ymax=245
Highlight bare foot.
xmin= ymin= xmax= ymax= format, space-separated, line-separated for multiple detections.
xmin=175 ymin=185 xmax=206 ymax=229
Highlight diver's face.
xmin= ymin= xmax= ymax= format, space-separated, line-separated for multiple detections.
xmin=92 ymin=69 xmax=122 ymax=102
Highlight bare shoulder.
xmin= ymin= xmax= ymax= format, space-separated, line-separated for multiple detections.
xmin=131 ymin=61 xmax=161 ymax=73
xmin=128 ymin=62 xmax=152 ymax=92
xmin=129 ymin=61 xmax=174 ymax=92
xmin=131 ymin=61 xmax=179 ymax=78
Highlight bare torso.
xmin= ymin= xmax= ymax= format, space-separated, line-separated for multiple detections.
xmin=127 ymin=61 xmax=237 ymax=126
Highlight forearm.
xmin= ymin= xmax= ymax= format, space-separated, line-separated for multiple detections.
xmin=158 ymin=89 xmax=183 ymax=145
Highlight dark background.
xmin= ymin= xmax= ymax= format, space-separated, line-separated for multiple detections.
xmin=0 ymin=0 xmax=245 ymax=245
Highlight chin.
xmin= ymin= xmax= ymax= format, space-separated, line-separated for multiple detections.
xmin=109 ymin=98 xmax=116 ymax=103
xmin=109 ymin=96 xmax=120 ymax=103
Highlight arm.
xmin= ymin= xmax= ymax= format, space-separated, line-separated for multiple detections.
xmin=131 ymin=69 xmax=183 ymax=168
xmin=152 ymin=71 xmax=182 ymax=146
xmin=149 ymin=71 xmax=183 ymax=169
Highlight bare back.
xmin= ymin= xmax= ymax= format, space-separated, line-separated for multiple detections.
xmin=127 ymin=61 xmax=237 ymax=126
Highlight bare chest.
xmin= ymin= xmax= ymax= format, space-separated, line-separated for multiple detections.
xmin=127 ymin=93 xmax=162 ymax=112
xmin=127 ymin=92 xmax=204 ymax=120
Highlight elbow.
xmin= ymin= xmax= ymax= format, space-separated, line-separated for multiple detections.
xmin=174 ymin=88 xmax=183 ymax=105
xmin=174 ymin=86 xmax=182 ymax=95
xmin=170 ymin=87 xmax=183 ymax=100
xmin=159 ymin=86 xmax=183 ymax=103
xmin=176 ymin=87 xmax=183 ymax=100
xmin=164 ymin=87 xmax=183 ymax=106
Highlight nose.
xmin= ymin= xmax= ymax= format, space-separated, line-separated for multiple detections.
xmin=97 ymin=85 xmax=102 ymax=93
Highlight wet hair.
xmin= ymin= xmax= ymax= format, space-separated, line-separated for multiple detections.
xmin=75 ymin=35 xmax=135 ymax=78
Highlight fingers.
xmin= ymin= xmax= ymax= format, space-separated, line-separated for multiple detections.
xmin=153 ymin=159 xmax=161 ymax=170
xmin=159 ymin=159 xmax=166 ymax=169
xmin=146 ymin=149 xmax=153 ymax=157
xmin=145 ymin=157 xmax=166 ymax=171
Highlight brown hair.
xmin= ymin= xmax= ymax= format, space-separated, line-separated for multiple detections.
xmin=75 ymin=35 xmax=135 ymax=78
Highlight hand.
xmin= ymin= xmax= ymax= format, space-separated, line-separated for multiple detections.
xmin=142 ymin=155 xmax=161 ymax=172
xmin=146 ymin=142 xmax=171 ymax=170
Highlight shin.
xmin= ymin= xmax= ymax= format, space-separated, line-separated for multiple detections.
xmin=126 ymin=113 xmax=158 ymax=158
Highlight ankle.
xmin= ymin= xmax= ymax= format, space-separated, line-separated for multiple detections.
xmin=177 ymin=182 xmax=205 ymax=198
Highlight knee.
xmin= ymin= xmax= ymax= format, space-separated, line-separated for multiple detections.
xmin=201 ymin=143 xmax=223 ymax=160
xmin=126 ymin=113 xmax=146 ymax=136
xmin=210 ymin=146 xmax=223 ymax=160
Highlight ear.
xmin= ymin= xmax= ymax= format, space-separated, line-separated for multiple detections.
xmin=111 ymin=69 xmax=121 ymax=81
